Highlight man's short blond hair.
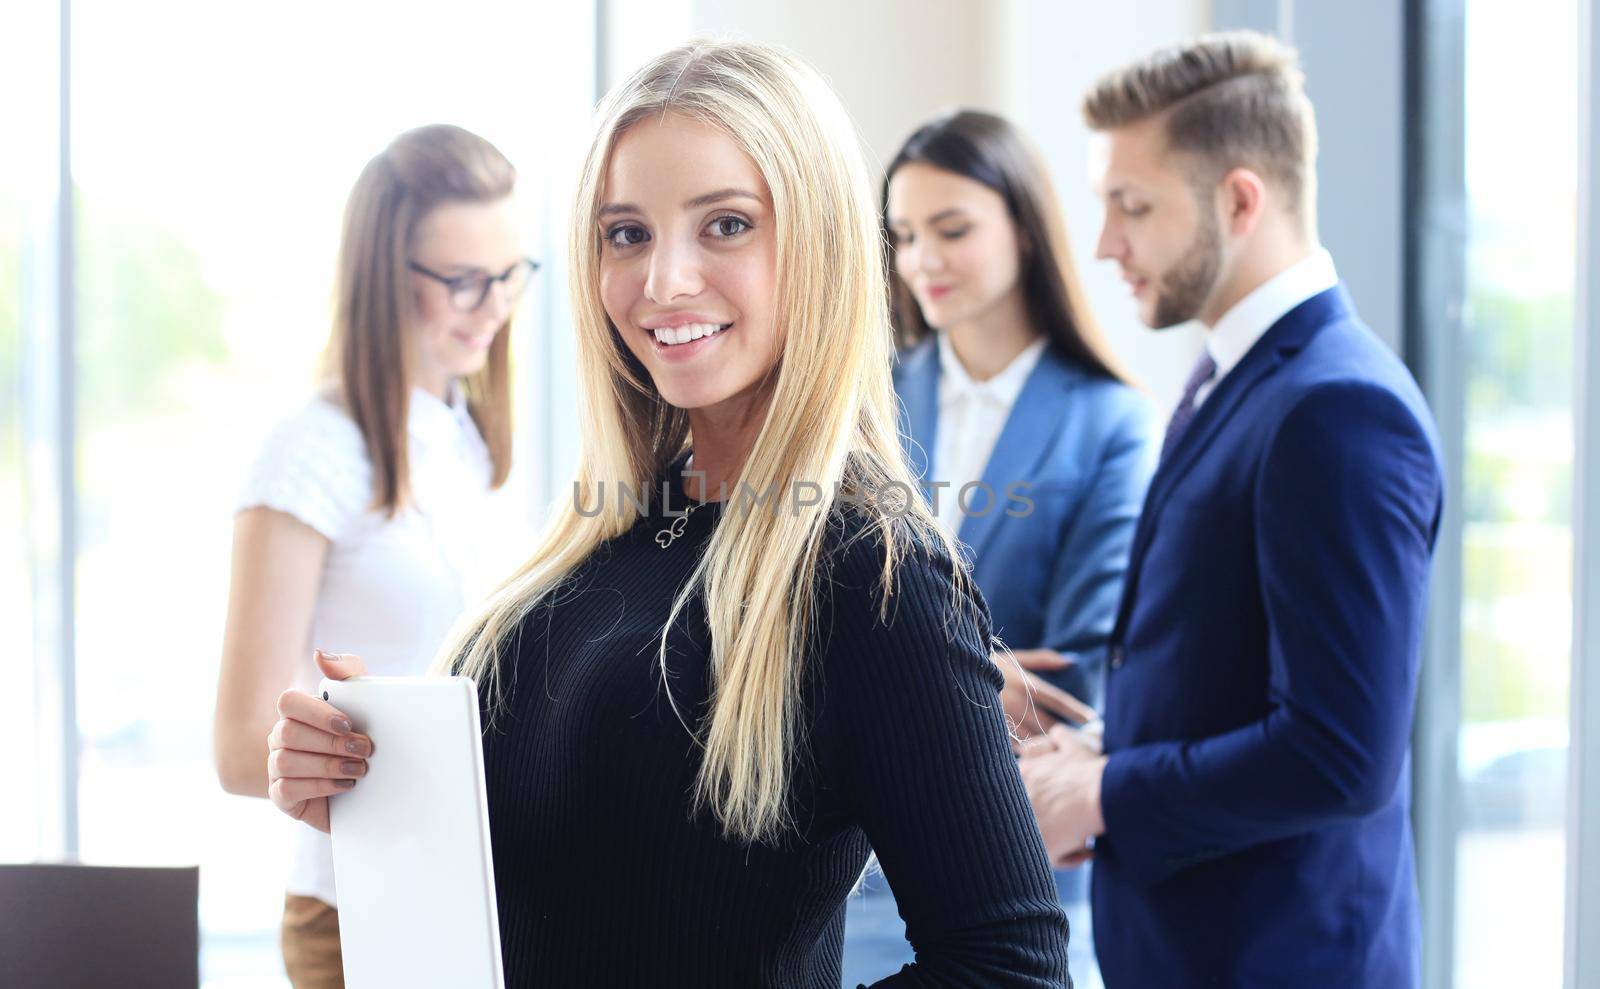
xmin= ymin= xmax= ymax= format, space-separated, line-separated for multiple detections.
xmin=1083 ymin=31 xmax=1318 ymax=222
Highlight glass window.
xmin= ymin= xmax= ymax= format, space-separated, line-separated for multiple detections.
xmin=0 ymin=0 xmax=53 ymax=867
xmin=0 ymin=171 xmax=36 ymax=864
xmin=65 ymin=3 xmax=586 ymax=982
xmin=1453 ymin=0 xmax=1577 ymax=985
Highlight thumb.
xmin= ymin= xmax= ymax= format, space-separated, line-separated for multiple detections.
xmin=1015 ymin=649 xmax=1073 ymax=671
xmin=1047 ymin=723 xmax=1082 ymax=749
xmin=314 ymin=648 xmax=369 ymax=680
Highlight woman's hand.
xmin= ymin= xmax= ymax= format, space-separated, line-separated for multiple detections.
xmin=997 ymin=649 xmax=1097 ymax=739
xmin=267 ymin=650 xmax=372 ymax=833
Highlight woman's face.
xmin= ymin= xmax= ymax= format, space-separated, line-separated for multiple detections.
xmin=886 ymin=162 xmax=1025 ymax=333
xmin=409 ymin=197 xmax=524 ymax=398
xmin=598 ymin=113 xmax=780 ymax=415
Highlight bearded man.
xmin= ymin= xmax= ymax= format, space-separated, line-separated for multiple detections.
xmin=1018 ymin=31 xmax=1445 ymax=988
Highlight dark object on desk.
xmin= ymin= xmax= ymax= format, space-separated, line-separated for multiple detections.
xmin=0 ymin=863 xmax=199 ymax=989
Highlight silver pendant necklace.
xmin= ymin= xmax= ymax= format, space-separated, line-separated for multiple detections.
xmin=655 ymin=454 xmax=703 ymax=550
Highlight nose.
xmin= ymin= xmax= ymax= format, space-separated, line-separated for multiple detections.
xmin=1093 ymin=215 xmax=1124 ymax=263
xmin=891 ymin=238 xmax=917 ymax=279
xmin=480 ymin=279 xmax=512 ymax=323
xmin=914 ymin=238 xmax=945 ymax=276
xmin=645 ymin=236 xmax=704 ymax=304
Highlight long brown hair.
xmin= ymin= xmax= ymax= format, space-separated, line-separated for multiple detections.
xmin=883 ymin=109 xmax=1133 ymax=384
xmin=325 ymin=123 xmax=516 ymax=515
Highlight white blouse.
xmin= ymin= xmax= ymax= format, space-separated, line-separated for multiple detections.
xmin=933 ymin=334 xmax=1048 ymax=538
xmin=237 ymin=385 xmax=526 ymax=907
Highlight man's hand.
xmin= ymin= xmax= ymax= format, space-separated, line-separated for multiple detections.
xmin=997 ymin=649 xmax=1097 ymax=739
xmin=1018 ymin=724 xmax=1107 ymax=869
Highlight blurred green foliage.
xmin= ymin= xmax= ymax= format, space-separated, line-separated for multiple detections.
xmin=76 ymin=192 xmax=226 ymax=424
xmin=1461 ymin=528 xmax=1571 ymax=722
xmin=1463 ymin=287 xmax=1574 ymax=424
xmin=1459 ymin=281 xmax=1574 ymax=723
xmin=0 ymin=189 xmax=225 ymax=461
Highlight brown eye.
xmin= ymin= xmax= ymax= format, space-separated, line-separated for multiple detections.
xmin=708 ymin=215 xmax=751 ymax=238
xmin=605 ymin=224 xmax=648 ymax=249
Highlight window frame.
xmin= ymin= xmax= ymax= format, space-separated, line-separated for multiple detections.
xmin=1565 ymin=0 xmax=1600 ymax=983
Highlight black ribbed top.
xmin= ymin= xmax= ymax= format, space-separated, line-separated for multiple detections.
xmin=476 ymin=462 xmax=1071 ymax=988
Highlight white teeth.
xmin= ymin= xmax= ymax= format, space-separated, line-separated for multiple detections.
xmin=651 ymin=323 xmax=729 ymax=346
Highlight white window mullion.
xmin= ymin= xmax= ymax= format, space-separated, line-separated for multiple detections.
xmin=19 ymin=0 xmax=77 ymax=863
xmin=1565 ymin=1 xmax=1600 ymax=984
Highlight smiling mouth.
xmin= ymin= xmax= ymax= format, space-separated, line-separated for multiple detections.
xmin=650 ymin=322 xmax=732 ymax=347
xmin=453 ymin=329 xmax=496 ymax=349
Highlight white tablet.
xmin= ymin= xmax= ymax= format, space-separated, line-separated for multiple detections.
xmin=320 ymin=675 xmax=505 ymax=989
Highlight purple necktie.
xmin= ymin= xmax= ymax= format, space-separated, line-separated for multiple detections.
xmin=1160 ymin=351 xmax=1218 ymax=464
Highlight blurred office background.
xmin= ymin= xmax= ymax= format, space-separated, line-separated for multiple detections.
xmin=2 ymin=0 xmax=1597 ymax=986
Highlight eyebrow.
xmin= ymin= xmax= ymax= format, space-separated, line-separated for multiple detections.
xmin=598 ymin=187 xmax=764 ymax=218
xmin=686 ymin=187 xmax=763 ymax=209
xmin=421 ymin=260 xmax=520 ymax=278
xmin=888 ymin=207 xmax=972 ymax=229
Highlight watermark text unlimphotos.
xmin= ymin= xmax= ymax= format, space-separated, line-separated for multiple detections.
xmin=573 ymin=471 xmax=1035 ymax=519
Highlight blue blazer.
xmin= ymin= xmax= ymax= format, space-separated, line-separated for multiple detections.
xmin=894 ymin=339 xmax=1157 ymax=706
xmin=1093 ymin=286 xmax=1443 ymax=987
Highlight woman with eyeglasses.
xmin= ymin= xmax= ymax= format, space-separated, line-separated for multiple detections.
xmin=212 ymin=123 xmax=534 ymax=988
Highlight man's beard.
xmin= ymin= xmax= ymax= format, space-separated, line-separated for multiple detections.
xmin=1150 ymin=207 xmax=1223 ymax=329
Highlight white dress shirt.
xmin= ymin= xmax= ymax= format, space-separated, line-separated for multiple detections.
xmin=1195 ymin=248 xmax=1339 ymax=408
xmin=238 ymin=385 xmax=529 ymax=907
xmin=932 ymin=334 xmax=1048 ymax=537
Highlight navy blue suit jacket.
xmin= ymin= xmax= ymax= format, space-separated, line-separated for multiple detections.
xmin=894 ymin=339 xmax=1156 ymax=706
xmin=1093 ymin=286 xmax=1443 ymax=987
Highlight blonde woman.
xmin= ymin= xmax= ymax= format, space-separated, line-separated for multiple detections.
xmin=213 ymin=124 xmax=531 ymax=987
xmin=266 ymin=43 xmax=1071 ymax=988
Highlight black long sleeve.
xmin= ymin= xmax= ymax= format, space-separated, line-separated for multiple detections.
xmin=476 ymin=471 xmax=1070 ymax=988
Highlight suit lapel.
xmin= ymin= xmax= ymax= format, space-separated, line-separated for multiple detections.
xmin=958 ymin=348 xmax=1081 ymax=562
xmin=893 ymin=338 xmax=939 ymax=496
xmin=1112 ymin=286 xmax=1354 ymax=641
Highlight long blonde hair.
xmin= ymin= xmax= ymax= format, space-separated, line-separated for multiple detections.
xmin=326 ymin=124 xmax=516 ymax=515
xmin=435 ymin=40 xmax=964 ymax=844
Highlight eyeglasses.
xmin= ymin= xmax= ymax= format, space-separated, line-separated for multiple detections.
xmin=408 ymin=257 xmax=541 ymax=313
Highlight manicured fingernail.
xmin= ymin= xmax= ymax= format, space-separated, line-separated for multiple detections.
xmin=334 ymin=779 xmax=355 ymax=789
xmin=340 ymin=760 xmax=365 ymax=776
xmin=345 ymin=738 xmax=371 ymax=756
xmin=332 ymin=716 xmax=353 ymax=734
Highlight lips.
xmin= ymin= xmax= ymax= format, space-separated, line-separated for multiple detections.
xmin=637 ymin=312 xmax=736 ymax=361
xmin=452 ymin=328 xmax=497 ymax=351
xmin=650 ymin=322 xmax=729 ymax=346
xmin=642 ymin=321 xmax=734 ymax=362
